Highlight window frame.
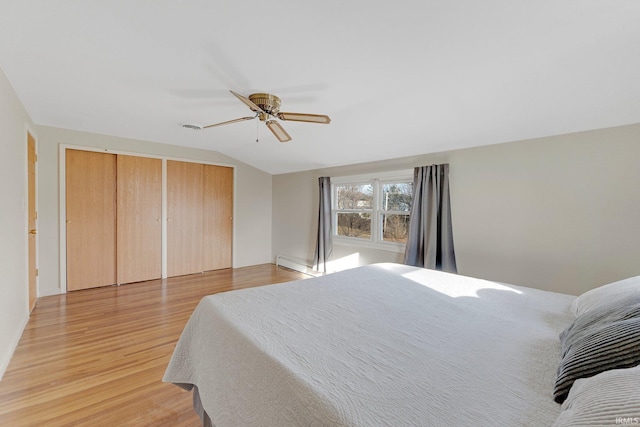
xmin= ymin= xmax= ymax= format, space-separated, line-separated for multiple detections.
xmin=331 ymin=170 xmax=413 ymax=253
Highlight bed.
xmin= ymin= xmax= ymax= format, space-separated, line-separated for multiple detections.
xmin=164 ymin=263 xmax=640 ymax=426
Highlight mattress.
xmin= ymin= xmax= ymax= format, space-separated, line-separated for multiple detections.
xmin=164 ymin=263 xmax=575 ymax=426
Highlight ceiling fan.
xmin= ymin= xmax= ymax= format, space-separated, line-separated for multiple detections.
xmin=184 ymin=90 xmax=331 ymax=143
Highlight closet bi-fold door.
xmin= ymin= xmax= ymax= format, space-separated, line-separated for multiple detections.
xmin=167 ymin=160 xmax=204 ymax=277
xmin=203 ymin=165 xmax=233 ymax=271
xmin=66 ymin=149 xmax=117 ymax=291
xmin=117 ymin=155 xmax=162 ymax=284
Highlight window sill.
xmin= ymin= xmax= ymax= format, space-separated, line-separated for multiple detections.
xmin=333 ymin=237 xmax=406 ymax=254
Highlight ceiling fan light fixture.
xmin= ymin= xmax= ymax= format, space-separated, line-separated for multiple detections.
xmin=266 ymin=120 xmax=292 ymax=143
xmin=248 ymin=93 xmax=282 ymax=115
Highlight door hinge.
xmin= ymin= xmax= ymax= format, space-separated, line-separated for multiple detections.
xmin=36 ymin=268 xmax=39 ymax=277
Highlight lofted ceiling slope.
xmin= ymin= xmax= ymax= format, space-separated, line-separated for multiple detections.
xmin=1 ymin=1 xmax=639 ymax=174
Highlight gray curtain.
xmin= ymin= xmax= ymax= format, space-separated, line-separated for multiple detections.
xmin=312 ymin=177 xmax=332 ymax=273
xmin=403 ymin=164 xmax=457 ymax=273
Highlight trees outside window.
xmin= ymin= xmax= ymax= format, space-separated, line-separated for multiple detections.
xmin=336 ymin=184 xmax=373 ymax=238
xmin=380 ymin=183 xmax=412 ymax=243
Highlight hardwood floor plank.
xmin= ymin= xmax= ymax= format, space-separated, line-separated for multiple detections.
xmin=0 ymin=264 xmax=308 ymax=426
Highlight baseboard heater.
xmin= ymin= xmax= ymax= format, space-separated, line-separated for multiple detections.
xmin=275 ymin=255 xmax=320 ymax=276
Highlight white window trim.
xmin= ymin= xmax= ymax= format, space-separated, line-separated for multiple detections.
xmin=332 ymin=170 xmax=413 ymax=253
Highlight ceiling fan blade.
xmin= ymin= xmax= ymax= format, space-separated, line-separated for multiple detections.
xmin=277 ymin=112 xmax=331 ymax=124
xmin=230 ymin=90 xmax=265 ymax=113
xmin=201 ymin=116 xmax=255 ymax=129
xmin=265 ymin=120 xmax=292 ymax=143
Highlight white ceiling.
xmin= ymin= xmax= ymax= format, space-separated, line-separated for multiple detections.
xmin=1 ymin=1 xmax=639 ymax=174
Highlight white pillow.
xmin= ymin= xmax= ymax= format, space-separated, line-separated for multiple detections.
xmin=570 ymin=275 xmax=640 ymax=317
xmin=552 ymin=365 xmax=640 ymax=427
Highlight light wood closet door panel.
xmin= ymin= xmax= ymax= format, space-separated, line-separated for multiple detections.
xmin=66 ymin=149 xmax=117 ymax=291
xmin=117 ymin=155 xmax=162 ymax=284
xmin=167 ymin=161 xmax=204 ymax=277
xmin=203 ymin=165 xmax=233 ymax=271
xmin=27 ymin=133 xmax=37 ymax=311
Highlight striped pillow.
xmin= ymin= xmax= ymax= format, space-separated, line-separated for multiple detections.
xmin=554 ymin=312 xmax=640 ymax=403
xmin=559 ymin=295 xmax=640 ymax=357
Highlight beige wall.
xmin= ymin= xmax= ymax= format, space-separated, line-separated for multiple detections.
xmin=273 ymin=123 xmax=640 ymax=296
xmin=0 ymin=66 xmax=34 ymax=378
xmin=36 ymin=126 xmax=273 ymax=297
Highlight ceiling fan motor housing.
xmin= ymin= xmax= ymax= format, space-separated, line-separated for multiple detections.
xmin=248 ymin=93 xmax=281 ymax=115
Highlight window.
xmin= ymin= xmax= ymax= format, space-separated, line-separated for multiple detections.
xmin=332 ymin=171 xmax=413 ymax=252
xmin=380 ymin=182 xmax=413 ymax=243
xmin=335 ymin=183 xmax=373 ymax=239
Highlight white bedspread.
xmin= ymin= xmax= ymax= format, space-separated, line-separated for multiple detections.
xmin=164 ymin=263 xmax=575 ymax=426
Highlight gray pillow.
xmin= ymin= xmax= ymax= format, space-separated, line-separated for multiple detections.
xmin=554 ymin=296 xmax=640 ymax=404
xmin=552 ymin=366 xmax=640 ymax=426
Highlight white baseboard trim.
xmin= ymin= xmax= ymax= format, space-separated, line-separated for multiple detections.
xmin=0 ymin=313 xmax=29 ymax=381
xmin=275 ymin=255 xmax=321 ymax=276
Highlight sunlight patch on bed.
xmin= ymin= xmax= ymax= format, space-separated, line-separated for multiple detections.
xmin=401 ymin=270 xmax=523 ymax=298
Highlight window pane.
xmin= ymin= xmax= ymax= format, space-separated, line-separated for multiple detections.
xmin=337 ymin=212 xmax=371 ymax=239
xmin=336 ymin=184 xmax=373 ymax=209
xmin=381 ymin=183 xmax=413 ymax=212
xmin=382 ymin=214 xmax=410 ymax=243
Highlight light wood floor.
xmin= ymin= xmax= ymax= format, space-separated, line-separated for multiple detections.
xmin=0 ymin=264 xmax=309 ymax=426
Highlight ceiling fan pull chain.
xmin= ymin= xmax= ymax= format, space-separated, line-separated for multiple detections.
xmin=256 ymin=118 xmax=259 ymax=143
